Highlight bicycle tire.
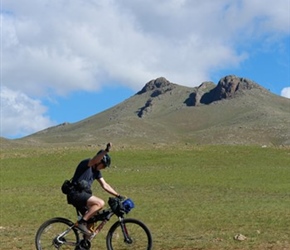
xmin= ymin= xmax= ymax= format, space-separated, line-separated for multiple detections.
xmin=35 ymin=217 xmax=80 ymax=250
xmin=106 ymin=218 xmax=152 ymax=250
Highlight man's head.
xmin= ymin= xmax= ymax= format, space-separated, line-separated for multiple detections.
xmin=97 ymin=150 xmax=111 ymax=168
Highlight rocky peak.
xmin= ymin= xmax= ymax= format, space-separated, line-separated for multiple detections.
xmin=213 ymin=75 xmax=262 ymax=100
xmin=137 ymin=77 xmax=176 ymax=96
xmin=136 ymin=77 xmax=177 ymax=118
xmin=188 ymin=75 xmax=265 ymax=106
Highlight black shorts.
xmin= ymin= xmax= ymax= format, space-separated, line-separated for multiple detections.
xmin=67 ymin=189 xmax=92 ymax=212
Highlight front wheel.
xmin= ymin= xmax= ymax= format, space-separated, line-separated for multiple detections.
xmin=106 ymin=218 xmax=152 ymax=250
xmin=35 ymin=217 xmax=80 ymax=249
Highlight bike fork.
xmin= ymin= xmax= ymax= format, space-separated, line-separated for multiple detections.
xmin=119 ymin=218 xmax=133 ymax=244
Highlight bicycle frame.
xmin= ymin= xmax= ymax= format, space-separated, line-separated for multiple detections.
xmin=87 ymin=212 xmax=114 ymax=239
xmin=86 ymin=211 xmax=131 ymax=242
xmin=59 ymin=228 xmax=74 ymax=243
xmin=52 ymin=223 xmax=78 ymax=248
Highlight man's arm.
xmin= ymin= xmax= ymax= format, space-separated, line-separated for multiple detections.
xmin=97 ymin=177 xmax=120 ymax=197
xmin=88 ymin=142 xmax=112 ymax=167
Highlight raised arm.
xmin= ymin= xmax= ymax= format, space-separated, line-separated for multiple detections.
xmin=88 ymin=142 xmax=112 ymax=167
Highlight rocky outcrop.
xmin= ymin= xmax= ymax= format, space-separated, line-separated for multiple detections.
xmin=137 ymin=77 xmax=176 ymax=97
xmin=187 ymin=81 xmax=216 ymax=106
xmin=137 ymin=99 xmax=153 ymax=118
xmin=136 ymin=77 xmax=177 ymax=117
xmin=138 ymin=75 xmax=267 ymax=113
xmin=188 ymin=75 xmax=265 ymax=106
xmin=211 ymin=75 xmax=263 ymax=101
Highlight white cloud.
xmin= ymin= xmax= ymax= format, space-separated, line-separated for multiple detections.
xmin=0 ymin=87 xmax=56 ymax=138
xmin=281 ymin=87 xmax=290 ymax=99
xmin=2 ymin=0 xmax=289 ymax=95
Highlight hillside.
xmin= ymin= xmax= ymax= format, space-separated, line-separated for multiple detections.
xmin=13 ymin=75 xmax=290 ymax=147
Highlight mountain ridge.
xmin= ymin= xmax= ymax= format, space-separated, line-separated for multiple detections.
xmin=8 ymin=75 xmax=290 ymax=147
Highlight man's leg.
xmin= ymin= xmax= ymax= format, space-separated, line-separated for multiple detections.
xmin=82 ymin=196 xmax=105 ymax=221
xmin=76 ymin=194 xmax=105 ymax=235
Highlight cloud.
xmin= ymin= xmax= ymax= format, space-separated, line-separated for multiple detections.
xmin=2 ymin=0 xmax=289 ymax=96
xmin=281 ymin=87 xmax=290 ymax=99
xmin=0 ymin=87 xmax=56 ymax=138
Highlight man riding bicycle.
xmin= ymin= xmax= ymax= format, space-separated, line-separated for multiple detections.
xmin=67 ymin=142 xmax=123 ymax=235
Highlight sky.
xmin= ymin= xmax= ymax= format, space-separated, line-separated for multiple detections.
xmin=1 ymin=0 xmax=290 ymax=139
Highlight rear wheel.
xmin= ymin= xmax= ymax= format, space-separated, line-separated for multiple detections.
xmin=106 ymin=218 xmax=152 ymax=250
xmin=35 ymin=217 xmax=80 ymax=249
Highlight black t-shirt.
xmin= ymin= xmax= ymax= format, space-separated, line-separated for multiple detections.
xmin=71 ymin=158 xmax=102 ymax=188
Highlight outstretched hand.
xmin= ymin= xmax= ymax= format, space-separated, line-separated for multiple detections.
xmin=106 ymin=142 xmax=112 ymax=152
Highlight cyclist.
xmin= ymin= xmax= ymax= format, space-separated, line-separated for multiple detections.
xmin=67 ymin=142 xmax=123 ymax=235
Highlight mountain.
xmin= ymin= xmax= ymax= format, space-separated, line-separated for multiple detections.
xmin=14 ymin=75 xmax=290 ymax=147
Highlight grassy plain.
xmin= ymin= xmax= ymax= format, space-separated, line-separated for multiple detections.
xmin=1 ymin=145 xmax=290 ymax=250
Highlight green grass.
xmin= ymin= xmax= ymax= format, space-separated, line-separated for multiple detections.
xmin=1 ymin=145 xmax=290 ymax=249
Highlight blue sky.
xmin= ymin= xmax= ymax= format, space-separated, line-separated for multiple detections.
xmin=1 ymin=0 xmax=290 ymax=139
